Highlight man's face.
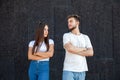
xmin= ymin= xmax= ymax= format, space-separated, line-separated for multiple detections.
xmin=68 ymin=17 xmax=79 ymax=31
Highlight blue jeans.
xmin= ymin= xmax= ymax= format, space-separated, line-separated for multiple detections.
xmin=28 ymin=61 xmax=49 ymax=80
xmin=62 ymin=71 xmax=86 ymax=80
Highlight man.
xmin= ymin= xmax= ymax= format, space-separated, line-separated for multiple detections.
xmin=62 ymin=14 xmax=94 ymax=80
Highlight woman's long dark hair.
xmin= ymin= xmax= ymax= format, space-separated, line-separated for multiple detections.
xmin=32 ymin=21 xmax=49 ymax=54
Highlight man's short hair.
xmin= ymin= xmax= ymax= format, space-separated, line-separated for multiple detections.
xmin=67 ymin=14 xmax=80 ymax=22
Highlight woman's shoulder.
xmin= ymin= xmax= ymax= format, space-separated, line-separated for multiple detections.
xmin=29 ymin=40 xmax=35 ymax=44
xmin=28 ymin=40 xmax=35 ymax=47
xmin=49 ymin=39 xmax=54 ymax=44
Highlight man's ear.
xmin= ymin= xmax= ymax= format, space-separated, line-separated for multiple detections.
xmin=77 ymin=21 xmax=80 ymax=26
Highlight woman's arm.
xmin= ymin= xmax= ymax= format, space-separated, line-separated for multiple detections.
xmin=28 ymin=47 xmax=48 ymax=60
xmin=34 ymin=44 xmax=54 ymax=58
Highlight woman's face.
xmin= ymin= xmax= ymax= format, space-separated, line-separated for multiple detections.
xmin=44 ymin=25 xmax=48 ymax=37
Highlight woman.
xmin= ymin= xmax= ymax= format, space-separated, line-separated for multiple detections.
xmin=28 ymin=21 xmax=54 ymax=80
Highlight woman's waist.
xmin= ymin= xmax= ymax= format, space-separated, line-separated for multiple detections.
xmin=32 ymin=58 xmax=49 ymax=63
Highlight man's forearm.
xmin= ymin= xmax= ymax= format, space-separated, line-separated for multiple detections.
xmin=64 ymin=42 xmax=93 ymax=56
xmin=77 ymin=48 xmax=94 ymax=56
xmin=66 ymin=46 xmax=86 ymax=54
xmin=64 ymin=43 xmax=86 ymax=54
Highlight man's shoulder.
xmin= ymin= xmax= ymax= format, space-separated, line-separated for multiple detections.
xmin=64 ymin=32 xmax=70 ymax=35
xmin=81 ymin=33 xmax=88 ymax=37
xmin=63 ymin=32 xmax=71 ymax=36
xmin=81 ymin=33 xmax=91 ymax=40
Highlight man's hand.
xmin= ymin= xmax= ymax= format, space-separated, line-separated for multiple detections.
xmin=64 ymin=42 xmax=74 ymax=50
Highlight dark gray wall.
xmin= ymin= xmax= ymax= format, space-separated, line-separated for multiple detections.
xmin=0 ymin=0 xmax=120 ymax=80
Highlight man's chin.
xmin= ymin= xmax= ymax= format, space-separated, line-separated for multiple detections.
xmin=69 ymin=27 xmax=76 ymax=31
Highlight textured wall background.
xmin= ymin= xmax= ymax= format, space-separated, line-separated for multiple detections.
xmin=0 ymin=0 xmax=120 ymax=80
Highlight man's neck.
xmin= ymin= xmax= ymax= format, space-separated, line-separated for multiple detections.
xmin=71 ymin=27 xmax=81 ymax=35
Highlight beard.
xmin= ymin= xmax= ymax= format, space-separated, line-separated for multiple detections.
xmin=69 ymin=26 xmax=77 ymax=31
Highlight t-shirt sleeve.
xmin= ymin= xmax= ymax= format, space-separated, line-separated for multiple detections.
xmin=63 ymin=33 xmax=70 ymax=46
xmin=28 ymin=41 xmax=35 ymax=47
xmin=49 ymin=39 xmax=54 ymax=45
xmin=85 ymin=35 xmax=93 ymax=48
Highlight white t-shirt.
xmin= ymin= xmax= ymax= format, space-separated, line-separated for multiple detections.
xmin=63 ymin=32 xmax=93 ymax=72
xmin=29 ymin=39 xmax=54 ymax=61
